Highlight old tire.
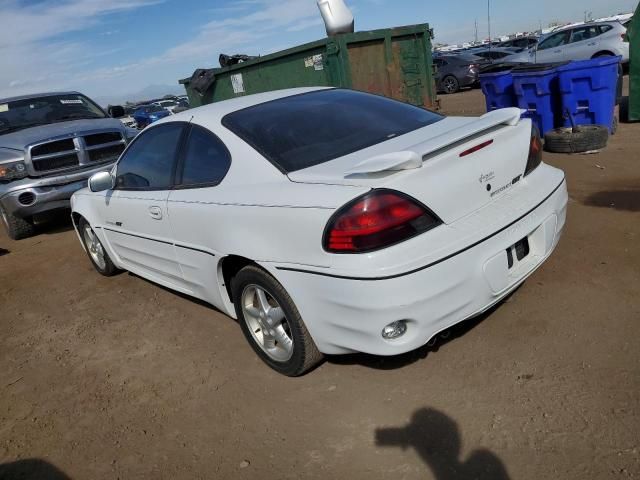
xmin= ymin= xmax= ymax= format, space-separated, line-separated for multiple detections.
xmin=544 ymin=125 xmax=609 ymax=153
xmin=78 ymin=217 xmax=118 ymax=276
xmin=441 ymin=75 xmax=460 ymax=94
xmin=0 ymin=206 xmax=35 ymax=240
xmin=231 ymin=265 xmax=323 ymax=376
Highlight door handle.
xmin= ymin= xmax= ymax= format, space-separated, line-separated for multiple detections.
xmin=148 ymin=206 xmax=163 ymax=220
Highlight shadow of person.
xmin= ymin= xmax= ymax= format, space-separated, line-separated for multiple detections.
xmin=0 ymin=458 xmax=71 ymax=480
xmin=376 ymin=408 xmax=511 ymax=480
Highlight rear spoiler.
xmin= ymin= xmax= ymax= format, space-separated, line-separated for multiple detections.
xmin=341 ymin=108 xmax=524 ymax=177
xmin=416 ymin=107 xmax=523 ymax=160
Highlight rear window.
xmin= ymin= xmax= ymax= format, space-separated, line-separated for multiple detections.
xmin=222 ymin=89 xmax=443 ymax=173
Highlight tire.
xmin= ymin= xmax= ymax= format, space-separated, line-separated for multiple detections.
xmin=544 ymin=125 xmax=609 ymax=153
xmin=441 ymin=75 xmax=460 ymax=94
xmin=0 ymin=206 xmax=35 ymax=240
xmin=611 ymin=115 xmax=618 ymax=135
xmin=78 ymin=217 xmax=118 ymax=276
xmin=231 ymin=265 xmax=323 ymax=376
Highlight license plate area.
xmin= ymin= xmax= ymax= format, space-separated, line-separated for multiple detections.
xmin=506 ymin=237 xmax=530 ymax=269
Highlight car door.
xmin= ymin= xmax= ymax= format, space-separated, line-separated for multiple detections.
xmin=535 ymin=30 xmax=571 ymax=63
xmin=167 ymin=123 xmax=233 ymax=308
xmin=563 ymin=25 xmax=602 ymax=60
xmin=101 ymin=121 xmax=189 ymax=291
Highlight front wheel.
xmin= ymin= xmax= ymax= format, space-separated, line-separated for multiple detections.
xmin=231 ymin=265 xmax=323 ymax=376
xmin=0 ymin=206 xmax=35 ymax=240
xmin=79 ymin=218 xmax=118 ymax=276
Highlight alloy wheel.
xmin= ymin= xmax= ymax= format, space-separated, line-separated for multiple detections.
xmin=241 ymin=284 xmax=294 ymax=362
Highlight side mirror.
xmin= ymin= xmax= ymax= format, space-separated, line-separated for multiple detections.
xmin=89 ymin=171 xmax=115 ymax=192
xmin=109 ymin=105 xmax=125 ymax=118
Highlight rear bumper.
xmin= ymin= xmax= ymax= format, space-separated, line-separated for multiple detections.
xmin=270 ymin=176 xmax=568 ymax=355
xmin=0 ymin=162 xmax=115 ymax=219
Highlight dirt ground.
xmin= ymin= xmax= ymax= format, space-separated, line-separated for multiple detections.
xmin=1 ymin=80 xmax=639 ymax=480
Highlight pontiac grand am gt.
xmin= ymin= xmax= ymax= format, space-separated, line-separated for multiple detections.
xmin=0 ymin=92 xmax=137 ymax=239
xmin=70 ymin=88 xmax=567 ymax=376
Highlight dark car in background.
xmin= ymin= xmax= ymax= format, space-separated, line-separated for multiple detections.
xmin=472 ymin=47 xmax=522 ymax=62
xmin=497 ymin=36 xmax=538 ymax=51
xmin=132 ymin=104 xmax=171 ymax=129
xmin=433 ymin=53 xmax=487 ymax=94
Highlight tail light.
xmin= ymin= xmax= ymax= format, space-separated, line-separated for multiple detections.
xmin=469 ymin=64 xmax=479 ymax=74
xmin=323 ymin=190 xmax=441 ymax=253
xmin=622 ymin=33 xmax=628 ymax=42
xmin=524 ymin=124 xmax=542 ymax=177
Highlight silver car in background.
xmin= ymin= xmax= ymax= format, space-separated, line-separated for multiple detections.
xmin=507 ymin=21 xmax=629 ymax=64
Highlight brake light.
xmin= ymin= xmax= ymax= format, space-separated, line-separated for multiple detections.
xmin=524 ymin=124 xmax=542 ymax=176
xmin=622 ymin=33 xmax=628 ymax=42
xmin=324 ymin=190 xmax=441 ymax=253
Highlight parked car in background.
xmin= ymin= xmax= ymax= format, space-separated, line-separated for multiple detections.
xmin=109 ymin=105 xmax=137 ymax=129
xmin=433 ymin=54 xmax=487 ymax=93
xmin=508 ymin=21 xmax=629 ymax=64
xmin=0 ymin=92 xmax=137 ymax=239
xmin=472 ymin=47 xmax=522 ymax=62
xmin=71 ymin=87 xmax=567 ymax=376
xmin=153 ymin=99 xmax=179 ymax=114
xmin=172 ymin=98 xmax=190 ymax=114
xmin=497 ymin=36 xmax=538 ymax=51
xmin=133 ymin=104 xmax=171 ymax=129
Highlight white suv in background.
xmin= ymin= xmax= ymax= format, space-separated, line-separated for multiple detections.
xmin=509 ymin=21 xmax=629 ymax=64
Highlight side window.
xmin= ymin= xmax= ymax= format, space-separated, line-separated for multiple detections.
xmin=538 ymin=31 xmax=570 ymax=50
xmin=115 ymin=123 xmax=184 ymax=190
xmin=570 ymin=26 xmax=600 ymax=43
xmin=599 ymin=25 xmax=613 ymax=34
xmin=178 ymin=125 xmax=231 ymax=187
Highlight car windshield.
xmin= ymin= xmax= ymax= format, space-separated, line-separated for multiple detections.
xmin=0 ymin=93 xmax=106 ymax=134
xmin=223 ymin=89 xmax=443 ymax=173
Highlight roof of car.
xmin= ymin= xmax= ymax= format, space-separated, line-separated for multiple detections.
xmin=554 ymin=20 xmax=622 ymax=32
xmin=0 ymin=91 xmax=82 ymax=103
xmin=170 ymin=87 xmax=331 ymax=123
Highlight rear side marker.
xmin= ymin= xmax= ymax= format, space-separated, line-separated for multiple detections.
xmin=459 ymin=139 xmax=494 ymax=157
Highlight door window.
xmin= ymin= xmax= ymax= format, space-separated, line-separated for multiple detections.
xmin=177 ymin=125 xmax=231 ymax=187
xmin=115 ymin=123 xmax=185 ymax=190
xmin=538 ymin=31 xmax=570 ymax=50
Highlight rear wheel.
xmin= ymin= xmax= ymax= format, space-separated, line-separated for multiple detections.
xmin=79 ymin=217 xmax=118 ymax=276
xmin=0 ymin=206 xmax=35 ymax=240
xmin=232 ymin=265 xmax=323 ymax=376
xmin=441 ymin=75 xmax=460 ymax=94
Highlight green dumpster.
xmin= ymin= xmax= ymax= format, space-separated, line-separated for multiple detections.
xmin=179 ymin=23 xmax=438 ymax=110
xmin=628 ymin=4 xmax=640 ymax=121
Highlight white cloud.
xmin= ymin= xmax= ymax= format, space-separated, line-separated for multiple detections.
xmin=0 ymin=0 xmax=325 ymax=103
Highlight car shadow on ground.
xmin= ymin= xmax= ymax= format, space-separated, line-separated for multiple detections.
xmin=376 ymin=408 xmax=511 ymax=480
xmin=0 ymin=459 xmax=71 ymax=480
xmin=0 ymin=247 xmax=8 ymax=256
xmin=327 ymin=289 xmax=518 ymax=371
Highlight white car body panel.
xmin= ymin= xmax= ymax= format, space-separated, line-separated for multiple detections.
xmin=71 ymin=87 xmax=568 ymax=356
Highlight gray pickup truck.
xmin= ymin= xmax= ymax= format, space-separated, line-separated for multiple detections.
xmin=0 ymin=92 xmax=137 ymax=239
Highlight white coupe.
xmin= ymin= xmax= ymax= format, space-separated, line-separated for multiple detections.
xmin=71 ymin=87 xmax=568 ymax=376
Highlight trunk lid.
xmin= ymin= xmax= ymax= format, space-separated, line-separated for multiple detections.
xmin=287 ymin=108 xmax=532 ymax=224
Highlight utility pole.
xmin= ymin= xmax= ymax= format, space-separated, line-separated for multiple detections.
xmin=474 ymin=19 xmax=478 ymax=44
xmin=487 ymin=0 xmax=492 ymax=49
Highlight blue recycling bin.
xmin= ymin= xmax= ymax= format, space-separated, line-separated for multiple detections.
xmin=557 ymin=56 xmax=621 ymax=132
xmin=480 ymin=67 xmax=517 ymax=111
xmin=512 ymin=63 xmax=563 ymax=136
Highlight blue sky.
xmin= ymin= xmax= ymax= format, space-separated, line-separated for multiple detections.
xmin=0 ymin=0 xmax=636 ymax=104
